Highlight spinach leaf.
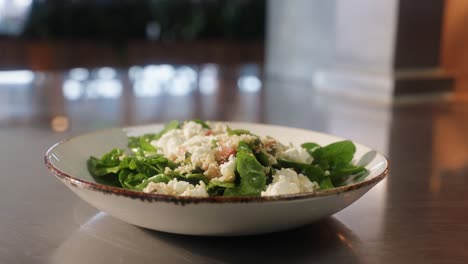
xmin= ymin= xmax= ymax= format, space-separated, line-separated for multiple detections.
xmin=265 ymin=168 xmax=274 ymax=185
xmin=138 ymin=155 xmax=172 ymax=171
xmin=87 ymin=148 xmax=125 ymax=177
xmin=138 ymin=136 xmax=157 ymax=153
xmin=192 ymin=119 xmax=211 ymax=129
xmin=352 ymin=169 xmax=370 ymax=183
xmin=301 ymin=142 xmax=320 ymax=156
xmin=118 ymin=169 xmax=149 ymax=190
xmin=87 ymin=156 xmax=120 ymax=177
xmin=224 ymin=142 xmax=266 ymax=196
xmin=330 ymin=165 xmax=367 ymax=178
xmin=184 ymin=173 xmax=210 ymax=185
xmin=99 ymin=148 xmax=124 ymax=167
xmin=128 ymin=158 xmax=159 ymax=176
xmin=319 ymin=177 xmax=334 ymax=190
xmin=330 ymin=165 xmax=367 ymax=186
xmin=128 ymin=134 xmax=157 ymax=155
xmin=101 ymin=148 xmax=124 ymax=166
xmin=300 ymin=164 xmax=326 ymax=183
xmin=255 ymin=150 xmax=270 ymax=167
xmin=159 ymin=170 xmax=209 ymax=185
xmin=276 ymin=159 xmax=325 ymax=182
xmin=312 ymin=140 xmax=356 ymax=170
xmin=227 ymin=126 xmax=254 ymax=136
xmin=93 ymin=173 xmax=122 ymax=187
xmin=207 ymin=180 xmax=235 ymax=196
xmin=237 ymin=141 xmax=253 ymax=153
xmin=134 ymin=174 xmax=170 ymax=191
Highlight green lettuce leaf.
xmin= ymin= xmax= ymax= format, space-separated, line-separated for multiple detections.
xmin=118 ymin=169 xmax=149 ymax=190
xmin=301 ymin=142 xmax=320 ymax=156
xmin=134 ymin=174 xmax=171 ymax=191
xmin=207 ymin=180 xmax=235 ymax=196
xmin=312 ymin=140 xmax=356 ymax=170
xmin=192 ymin=119 xmax=211 ymax=129
xmin=224 ymin=142 xmax=266 ymax=196
xmin=87 ymin=148 xmax=125 ymax=177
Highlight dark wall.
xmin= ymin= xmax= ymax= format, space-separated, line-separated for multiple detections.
xmin=19 ymin=0 xmax=265 ymax=41
xmin=394 ymin=0 xmax=445 ymax=69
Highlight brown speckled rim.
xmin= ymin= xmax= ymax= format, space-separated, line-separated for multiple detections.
xmin=44 ymin=122 xmax=390 ymax=204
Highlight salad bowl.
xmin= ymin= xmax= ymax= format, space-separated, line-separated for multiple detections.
xmin=45 ymin=122 xmax=389 ymax=236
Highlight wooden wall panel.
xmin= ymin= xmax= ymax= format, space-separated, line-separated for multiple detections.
xmin=441 ymin=0 xmax=468 ymax=96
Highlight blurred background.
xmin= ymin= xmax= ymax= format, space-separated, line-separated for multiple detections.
xmin=0 ymin=0 xmax=467 ymax=152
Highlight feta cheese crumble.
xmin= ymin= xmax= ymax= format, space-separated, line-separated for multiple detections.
xmin=261 ymin=168 xmax=319 ymax=197
xmin=279 ymin=146 xmax=313 ymax=164
xmin=143 ymin=179 xmax=208 ymax=197
xmin=217 ymin=155 xmax=237 ymax=183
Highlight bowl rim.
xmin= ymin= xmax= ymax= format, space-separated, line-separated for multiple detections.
xmin=44 ymin=122 xmax=390 ymax=204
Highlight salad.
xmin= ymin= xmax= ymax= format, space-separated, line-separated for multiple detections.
xmin=87 ymin=120 xmax=367 ymax=197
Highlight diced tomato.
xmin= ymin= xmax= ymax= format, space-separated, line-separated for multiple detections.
xmin=205 ymin=130 xmax=214 ymax=136
xmin=217 ymin=146 xmax=236 ymax=163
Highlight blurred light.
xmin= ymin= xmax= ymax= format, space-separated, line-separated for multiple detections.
xmin=169 ymin=77 xmax=193 ymax=96
xmin=128 ymin=65 xmax=143 ymax=81
xmin=238 ymin=75 xmax=262 ymax=93
xmin=96 ymin=67 xmax=117 ymax=80
xmin=146 ymin=21 xmax=161 ymax=40
xmin=86 ymin=79 xmax=122 ymax=99
xmin=63 ymin=80 xmax=83 ymax=100
xmin=51 ymin=115 xmax=69 ymax=132
xmin=69 ymin=68 xmax=89 ymax=81
xmin=199 ymin=78 xmax=218 ymax=95
xmin=133 ymin=80 xmax=163 ymax=97
xmin=337 ymin=233 xmax=353 ymax=249
xmin=0 ymin=70 xmax=34 ymax=85
xmin=14 ymin=0 xmax=32 ymax=8
xmin=97 ymin=79 xmax=122 ymax=98
xmin=167 ymin=66 xmax=197 ymax=96
xmin=63 ymin=67 xmax=122 ymax=100
xmin=177 ymin=66 xmax=197 ymax=82
xmin=144 ymin=64 xmax=175 ymax=81
xmin=132 ymin=65 xmax=178 ymax=97
xmin=0 ymin=0 xmax=33 ymax=35
xmin=199 ymin=64 xmax=219 ymax=95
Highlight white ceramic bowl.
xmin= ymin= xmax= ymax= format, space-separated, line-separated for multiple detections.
xmin=45 ymin=122 xmax=389 ymax=236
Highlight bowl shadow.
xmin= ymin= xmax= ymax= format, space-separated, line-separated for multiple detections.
xmin=50 ymin=213 xmax=362 ymax=264
xmin=141 ymin=217 xmax=362 ymax=263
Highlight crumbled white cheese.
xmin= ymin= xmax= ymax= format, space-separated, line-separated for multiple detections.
xmin=174 ymin=163 xmax=194 ymax=174
xmin=209 ymin=122 xmax=227 ymax=134
xmin=180 ymin=181 xmax=208 ymax=197
xmin=182 ymin=121 xmax=205 ymax=139
xmin=190 ymin=144 xmax=217 ymax=171
xmin=261 ymin=168 xmax=319 ymax=196
xmin=143 ymin=181 xmax=173 ymax=195
xmin=204 ymin=164 xmax=221 ymax=179
xmin=143 ymin=179 xmax=208 ymax=197
xmin=217 ymin=155 xmax=237 ymax=182
xmin=217 ymin=134 xmax=257 ymax=150
xmin=152 ymin=129 xmax=185 ymax=162
xmin=279 ymin=146 xmax=313 ymax=164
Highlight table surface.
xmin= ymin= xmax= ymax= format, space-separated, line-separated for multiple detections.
xmin=1 ymin=65 xmax=467 ymax=264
